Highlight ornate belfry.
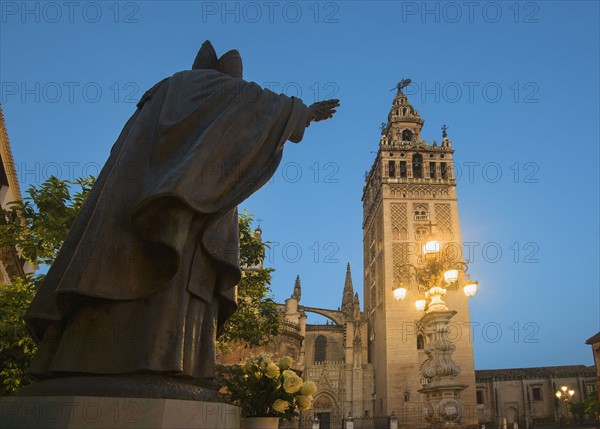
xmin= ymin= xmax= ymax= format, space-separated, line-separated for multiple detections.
xmin=362 ymin=81 xmax=478 ymax=427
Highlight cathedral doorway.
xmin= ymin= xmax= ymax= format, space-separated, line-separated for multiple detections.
xmin=313 ymin=394 xmax=336 ymax=429
xmin=316 ymin=412 xmax=331 ymax=429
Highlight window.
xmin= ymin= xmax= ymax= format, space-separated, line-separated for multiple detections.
xmin=415 ymin=227 xmax=428 ymax=241
xmin=404 ymin=392 xmax=410 ymax=402
xmin=400 ymin=228 xmax=408 ymax=240
xmin=429 ymin=162 xmax=436 ymax=179
xmin=417 ymin=334 xmax=425 ymax=350
xmin=586 ymin=384 xmax=596 ymax=397
xmin=400 ymin=161 xmax=407 ymax=178
xmin=389 ymin=161 xmax=396 ymax=178
xmin=441 ymin=162 xmax=448 ymax=179
xmin=412 ymin=154 xmax=423 ymax=178
xmin=414 ymin=207 xmax=429 ymax=221
xmin=402 ymin=130 xmax=413 ymax=141
xmin=314 ymin=335 xmax=327 ymax=362
xmin=476 ymin=390 xmax=484 ymax=404
xmin=532 ymin=386 xmax=542 ymax=401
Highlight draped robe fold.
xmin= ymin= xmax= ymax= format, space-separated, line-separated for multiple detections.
xmin=25 ymin=69 xmax=308 ymax=378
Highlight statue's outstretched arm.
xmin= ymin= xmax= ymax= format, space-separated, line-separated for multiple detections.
xmin=307 ymin=99 xmax=340 ymax=125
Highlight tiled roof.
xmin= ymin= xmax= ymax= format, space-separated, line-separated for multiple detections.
xmin=476 ymin=365 xmax=595 ymax=381
xmin=0 ymin=103 xmax=22 ymax=202
xmin=586 ymin=332 xmax=600 ymax=345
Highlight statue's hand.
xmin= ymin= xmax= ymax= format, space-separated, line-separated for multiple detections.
xmin=307 ymin=99 xmax=340 ymax=124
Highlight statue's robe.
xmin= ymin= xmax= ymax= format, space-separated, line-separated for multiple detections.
xmin=25 ymin=69 xmax=308 ymax=378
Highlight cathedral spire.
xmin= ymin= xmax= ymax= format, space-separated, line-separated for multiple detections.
xmin=342 ymin=263 xmax=354 ymax=316
xmin=292 ymin=275 xmax=301 ymax=301
xmin=353 ymin=292 xmax=361 ymax=320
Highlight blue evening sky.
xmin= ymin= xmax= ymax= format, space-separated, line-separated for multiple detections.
xmin=1 ymin=1 xmax=598 ymax=370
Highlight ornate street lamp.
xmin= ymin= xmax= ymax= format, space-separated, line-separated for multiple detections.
xmin=556 ymin=386 xmax=575 ymax=429
xmin=391 ymin=239 xmax=480 ymax=428
xmin=391 ymin=240 xmax=479 ymax=312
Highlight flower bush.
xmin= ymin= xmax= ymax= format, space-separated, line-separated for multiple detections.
xmin=217 ymin=355 xmax=316 ymax=420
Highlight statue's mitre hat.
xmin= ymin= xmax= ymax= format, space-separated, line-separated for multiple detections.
xmin=192 ymin=40 xmax=243 ymax=79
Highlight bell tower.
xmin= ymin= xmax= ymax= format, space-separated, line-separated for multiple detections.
xmin=362 ymin=83 xmax=477 ymax=426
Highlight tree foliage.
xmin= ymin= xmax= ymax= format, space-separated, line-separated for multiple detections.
xmin=0 ymin=275 xmax=40 ymax=395
xmin=0 ymin=176 xmax=280 ymax=394
xmin=0 ymin=176 xmax=94 ymax=265
xmin=216 ymin=212 xmax=281 ymax=350
xmin=571 ymin=401 xmax=586 ymax=423
xmin=0 ymin=176 xmax=93 ymax=396
xmin=584 ymin=396 xmax=600 ymax=415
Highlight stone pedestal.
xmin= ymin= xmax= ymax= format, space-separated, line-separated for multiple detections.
xmin=0 ymin=396 xmax=240 ymax=429
xmin=419 ymin=310 xmax=468 ymax=428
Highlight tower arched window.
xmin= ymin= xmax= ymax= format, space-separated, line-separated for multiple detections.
xmin=414 ymin=206 xmax=429 ymax=221
xmin=415 ymin=226 xmax=428 ymax=241
xmin=315 ymin=335 xmax=327 ymax=363
xmin=412 ymin=153 xmax=423 ymax=178
xmin=400 ymin=161 xmax=407 ymax=178
xmin=402 ymin=130 xmax=413 ymax=141
xmin=388 ymin=160 xmax=396 ymax=178
xmin=441 ymin=162 xmax=448 ymax=179
xmin=400 ymin=228 xmax=408 ymax=240
xmin=417 ymin=334 xmax=425 ymax=350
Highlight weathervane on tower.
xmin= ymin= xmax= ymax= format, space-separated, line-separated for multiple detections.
xmin=442 ymin=124 xmax=449 ymax=138
xmin=390 ymin=78 xmax=412 ymax=94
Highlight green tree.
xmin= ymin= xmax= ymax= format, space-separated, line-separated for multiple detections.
xmin=570 ymin=401 xmax=586 ymax=424
xmin=0 ymin=176 xmax=280 ymax=393
xmin=216 ymin=212 xmax=281 ymax=350
xmin=584 ymin=396 xmax=600 ymax=415
xmin=0 ymin=176 xmax=94 ymax=265
xmin=0 ymin=176 xmax=93 ymax=395
xmin=0 ymin=275 xmax=40 ymax=394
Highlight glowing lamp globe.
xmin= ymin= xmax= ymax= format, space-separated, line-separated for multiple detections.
xmin=463 ymin=280 xmax=478 ymax=297
xmin=415 ymin=299 xmax=427 ymax=312
xmin=444 ymin=269 xmax=459 ymax=283
xmin=393 ymin=286 xmax=407 ymax=301
xmin=423 ymin=240 xmax=440 ymax=254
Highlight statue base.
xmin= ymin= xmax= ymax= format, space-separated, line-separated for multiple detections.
xmin=0 ymin=396 xmax=240 ymax=429
xmin=16 ymin=376 xmax=221 ymax=401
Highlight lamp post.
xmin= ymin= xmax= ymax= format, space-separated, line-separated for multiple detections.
xmin=555 ymin=386 xmax=575 ymax=429
xmin=392 ymin=239 xmax=479 ymax=428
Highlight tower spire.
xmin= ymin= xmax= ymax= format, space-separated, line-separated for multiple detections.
xmin=292 ymin=275 xmax=301 ymax=301
xmin=382 ymin=82 xmax=424 ymax=145
xmin=342 ymin=263 xmax=354 ymax=316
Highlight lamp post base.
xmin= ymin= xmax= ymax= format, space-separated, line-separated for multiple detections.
xmin=419 ymin=382 xmax=468 ymax=428
xmin=419 ymin=310 xmax=468 ymax=428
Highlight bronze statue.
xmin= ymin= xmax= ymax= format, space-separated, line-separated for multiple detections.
xmin=390 ymin=78 xmax=412 ymax=94
xmin=22 ymin=41 xmax=338 ymax=399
